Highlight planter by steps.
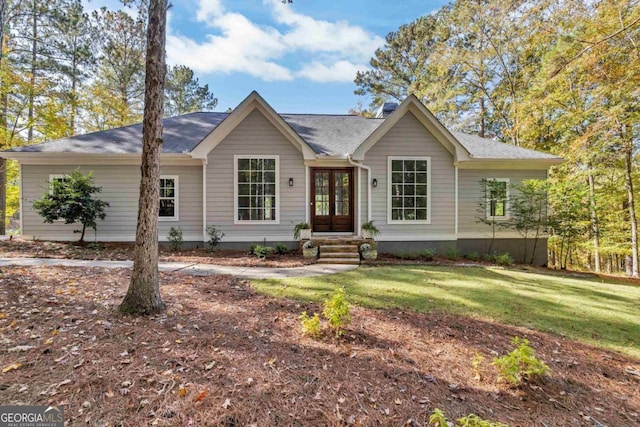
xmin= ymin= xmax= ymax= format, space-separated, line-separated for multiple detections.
xmin=361 ymin=250 xmax=378 ymax=260
xmin=303 ymin=247 xmax=318 ymax=258
xmin=299 ymin=229 xmax=312 ymax=240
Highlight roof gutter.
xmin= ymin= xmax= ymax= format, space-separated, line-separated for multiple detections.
xmin=347 ymin=154 xmax=371 ymax=222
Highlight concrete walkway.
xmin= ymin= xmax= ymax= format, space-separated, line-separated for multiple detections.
xmin=0 ymin=257 xmax=358 ymax=279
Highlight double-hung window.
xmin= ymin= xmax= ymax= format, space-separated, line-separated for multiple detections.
xmin=159 ymin=176 xmax=179 ymax=221
xmin=235 ymin=155 xmax=279 ymax=223
xmin=486 ymin=178 xmax=509 ymax=219
xmin=388 ymin=156 xmax=431 ymax=223
xmin=48 ymin=174 xmax=69 ymax=194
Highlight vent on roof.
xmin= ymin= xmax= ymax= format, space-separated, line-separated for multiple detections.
xmin=376 ymin=101 xmax=399 ymax=118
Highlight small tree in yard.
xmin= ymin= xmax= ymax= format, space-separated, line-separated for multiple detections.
xmin=33 ymin=170 xmax=109 ymax=242
xmin=476 ymin=179 xmax=509 ymax=254
xmin=507 ymin=179 xmax=549 ymax=264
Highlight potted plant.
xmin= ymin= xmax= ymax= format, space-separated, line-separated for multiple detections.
xmin=293 ymin=222 xmax=311 ymax=240
xmin=302 ymin=240 xmax=318 ymax=258
xmin=359 ymin=242 xmax=378 ymax=260
xmin=361 ymin=220 xmax=380 ymax=239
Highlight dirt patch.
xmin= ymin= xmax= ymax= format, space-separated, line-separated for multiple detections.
xmin=0 ymin=239 xmax=313 ymax=268
xmin=0 ymin=266 xmax=638 ymax=426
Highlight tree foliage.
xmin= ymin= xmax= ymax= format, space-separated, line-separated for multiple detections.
xmin=165 ymin=65 xmax=217 ymax=116
xmin=32 ymin=169 xmax=109 ymax=242
xmin=359 ymin=0 xmax=640 ymax=273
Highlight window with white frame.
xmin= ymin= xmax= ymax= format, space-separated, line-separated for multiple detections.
xmin=48 ymin=174 xmax=69 ymax=194
xmin=388 ymin=157 xmax=430 ymax=223
xmin=486 ymin=178 xmax=509 ymax=219
xmin=159 ymin=176 xmax=178 ymax=220
xmin=235 ymin=156 xmax=278 ymax=222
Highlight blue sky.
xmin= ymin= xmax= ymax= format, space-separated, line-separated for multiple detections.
xmin=85 ymin=0 xmax=450 ymax=114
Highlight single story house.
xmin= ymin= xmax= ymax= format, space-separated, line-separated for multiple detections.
xmin=2 ymin=91 xmax=562 ymax=264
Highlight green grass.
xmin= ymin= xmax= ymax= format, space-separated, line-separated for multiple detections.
xmin=252 ymin=266 xmax=640 ymax=358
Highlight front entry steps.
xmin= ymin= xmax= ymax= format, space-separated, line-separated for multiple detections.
xmin=318 ymin=244 xmax=360 ymax=265
xmin=309 ymin=237 xmax=369 ymax=265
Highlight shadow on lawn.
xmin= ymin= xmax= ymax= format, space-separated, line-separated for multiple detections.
xmin=256 ymin=265 xmax=640 ymax=357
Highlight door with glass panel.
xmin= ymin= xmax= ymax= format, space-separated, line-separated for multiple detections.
xmin=311 ymin=168 xmax=354 ymax=232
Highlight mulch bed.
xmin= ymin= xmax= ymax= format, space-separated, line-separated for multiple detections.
xmin=0 ymin=239 xmax=313 ymax=268
xmin=1 ymin=266 xmax=638 ymax=426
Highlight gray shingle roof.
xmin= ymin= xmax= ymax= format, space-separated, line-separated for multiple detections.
xmin=281 ymin=114 xmax=384 ymax=156
xmin=7 ymin=112 xmax=228 ymax=154
xmin=6 ymin=111 xmax=560 ymax=161
xmin=452 ymin=132 xmax=560 ymax=160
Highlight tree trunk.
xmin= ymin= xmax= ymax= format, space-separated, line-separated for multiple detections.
xmin=623 ymin=138 xmax=639 ymax=278
xmin=27 ymin=0 xmax=37 ymax=142
xmin=587 ymin=168 xmax=600 ymax=273
xmin=0 ymin=157 xmax=5 ymax=235
xmin=120 ymin=0 xmax=167 ymax=315
xmin=0 ymin=0 xmax=7 ymax=235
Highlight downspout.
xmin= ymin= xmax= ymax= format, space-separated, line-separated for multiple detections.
xmin=347 ymin=155 xmax=372 ymax=224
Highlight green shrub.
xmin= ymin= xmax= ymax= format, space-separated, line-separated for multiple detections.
xmin=465 ymin=251 xmax=480 ymax=261
xmin=483 ymin=252 xmax=514 ymax=266
xmin=168 ymin=226 xmax=183 ymax=251
xmin=495 ymin=253 xmax=514 ymax=266
xmin=322 ymin=288 xmax=351 ymax=336
xmin=252 ymin=245 xmax=274 ymax=259
xmin=429 ymin=408 xmax=507 ymax=427
xmin=493 ymin=337 xmax=551 ymax=386
xmin=421 ymin=248 xmax=436 ymax=261
xmin=275 ymin=242 xmax=289 ymax=255
xmin=299 ymin=311 xmax=322 ymax=338
xmin=444 ymin=247 xmax=461 ymax=260
xmin=205 ymin=225 xmax=225 ymax=251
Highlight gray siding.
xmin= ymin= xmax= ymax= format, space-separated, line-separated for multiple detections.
xmin=206 ymin=109 xmax=305 ymax=242
xmin=458 ymin=169 xmax=547 ymax=234
xmin=363 ymin=112 xmax=455 ymax=239
xmin=21 ymin=164 xmax=202 ymax=241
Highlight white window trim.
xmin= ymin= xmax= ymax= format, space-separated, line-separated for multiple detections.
xmin=48 ymin=174 xmax=68 ymax=194
xmin=48 ymin=174 xmax=69 ymax=223
xmin=387 ymin=156 xmax=431 ymax=225
xmin=159 ymin=175 xmax=179 ymax=221
xmin=233 ymin=155 xmax=280 ymax=225
xmin=485 ymin=178 xmax=509 ymax=220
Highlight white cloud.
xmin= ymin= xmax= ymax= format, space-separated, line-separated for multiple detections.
xmin=271 ymin=1 xmax=383 ymax=62
xmin=167 ymin=12 xmax=292 ymax=81
xmin=297 ymin=60 xmax=369 ymax=83
xmin=196 ymin=0 xmax=224 ymax=22
xmin=166 ymin=0 xmax=382 ymax=83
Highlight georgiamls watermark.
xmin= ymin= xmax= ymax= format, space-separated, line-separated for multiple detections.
xmin=0 ymin=406 xmax=63 ymax=427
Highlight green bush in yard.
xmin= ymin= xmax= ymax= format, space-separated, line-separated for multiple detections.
xmin=429 ymin=408 xmax=507 ymax=427
xmin=251 ymin=245 xmax=274 ymax=259
xmin=168 ymin=226 xmax=183 ymax=251
xmin=322 ymin=288 xmax=351 ymax=336
xmin=275 ymin=242 xmax=289 ymax=255
xmin=493 ymin=337 xmax=551 ymax=386
xmin=299 ymin=311 xmax=322 ymax=338
xmin=205 ymin=225 xmax=225 ymax=250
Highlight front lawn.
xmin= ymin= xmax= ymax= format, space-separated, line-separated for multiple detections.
xmin=253 ymin=265 xmax=640 ymax=357
xmin=1 ymin=266 xmax=639 ymax=425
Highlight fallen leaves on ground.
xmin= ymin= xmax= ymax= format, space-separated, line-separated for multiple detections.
xmin=0 ymin=239 xmax=312 ymax=268
xmin=0 ymin=265 xmax=638 ymax=426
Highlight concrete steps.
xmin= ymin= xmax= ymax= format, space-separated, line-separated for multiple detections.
xmin=317 ymin=244 xmax=360 ymax=265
